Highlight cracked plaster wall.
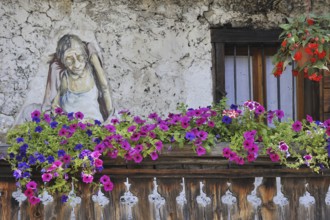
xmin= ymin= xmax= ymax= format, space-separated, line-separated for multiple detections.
xmin=0 ymin=0 xmax=329 ymax=142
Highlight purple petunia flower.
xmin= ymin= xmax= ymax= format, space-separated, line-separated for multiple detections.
xmin=67 ymin=112 xmax=74 ymax=121
xmin=155 ymin=141 xmax=163 ymax=151
xmin=100 ymin=175 xmax=110 ymax=184
xmin=50 ymin=121 xmax=58 ymax=129
xmin=255 ymin=105 xmax=265 ymax=115
xmin=35 ymin=126 xmax=43 ymax=133
xmin=130 ymin=133 xmax=140 ymax=142
xmin=306 ymin=115 xmax=313 ymax=123
xmin=292 ymin=121 xmax=302 ymax=132
xmin=31 ymin=110 xmax=41 ymax=119
xmin=222 ymin=115 xmax=232 ymax=125
xmin=185 ymin=132 xmax=196 ymax=141
xmin=74 ymin=144 xmax=83 ymax=151
xmin=150 ymin=151 xmax=158 ymax=160
xmin=16 ymin=137 xmax=24 ymax=143
xmin=58 ymin=150 xmax=66 ymax=157
xmin=222 ymin=147 xmax=231 ymax=158
xmin=103 ymin=181 xmax=114 ymax=192
xmin=47 ymin=156 xmax=55 ymax=164
xmin=13 ymin=169 xmax=22 ymax=179
xmin=43 ymin=114 xmax=51 ymax=123
xmin=62 ymin=154 xmax=71 ymax=163
xmin=275 ymin=110 xmax=284 ymax=119
xmin=159 ymin=123 xmax=169 ymax=131
xmin=133 ymin=153 xmax=143 ymax=163
xmin=86 ymin=130 xmax=93 ymax=136
xmin=75 ymin=111 xmax=84 ymax=120
xmin=61 ymin=195 xmax=68 ymax=203
xmin=196 ymin=146 xmax=206 ymax=156
xmin=230 ymin=104 xmax=238 ymax=110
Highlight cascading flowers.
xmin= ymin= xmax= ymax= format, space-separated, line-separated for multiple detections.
xmin=272 ymin=13 xmax=330 ymax=82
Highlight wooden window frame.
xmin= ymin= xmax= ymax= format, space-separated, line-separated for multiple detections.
xmin=211 ymin=28 xmax=322 ymax=120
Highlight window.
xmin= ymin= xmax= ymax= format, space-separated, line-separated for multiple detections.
xmin=211 ymin=28 xmax=324 ymax=121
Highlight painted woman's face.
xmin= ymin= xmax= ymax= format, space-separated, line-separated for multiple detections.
xmin=63 ymin=42 xmax=87 ymax=76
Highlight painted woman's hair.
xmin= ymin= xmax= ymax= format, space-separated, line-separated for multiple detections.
xmin=56 ymin=34 xmax=88 ymax=64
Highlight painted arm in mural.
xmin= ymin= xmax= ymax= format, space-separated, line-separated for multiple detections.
xmin=89 ymin=52 xmax=114 ymax=120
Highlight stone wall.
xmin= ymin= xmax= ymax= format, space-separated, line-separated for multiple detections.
xmin=0 ymin=0 xmax=329 ymax=142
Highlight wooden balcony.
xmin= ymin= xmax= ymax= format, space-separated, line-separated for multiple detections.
xmin=1 ymin=143 xmax=330 ymax=220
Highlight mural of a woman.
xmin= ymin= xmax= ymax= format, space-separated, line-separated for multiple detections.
xmin=42 ymin=34 xmax=113 ymax=122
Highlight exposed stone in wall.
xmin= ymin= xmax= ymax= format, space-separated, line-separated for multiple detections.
xmin=0 ymin=0 xmax=329 ymax=143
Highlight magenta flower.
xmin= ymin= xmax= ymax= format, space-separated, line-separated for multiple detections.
xmin=75 ymin=111 xmax=84 ymax=120
xmin=100 ymin=175 xmax=110 ymax=184
xmin=53 ymin=160 xmax=63 ymax=167
xmin=155 ymin=141 xmax=163 ymax=151
xmin=235 ymin=157 xmax=245 ymax=165
xmin=196 ymin=146 xmax=206 ymax=156
xmin=270 ymin=153 xmax=280 ymax=162
xmin=150 ymin=151 xmax=159 ymax=160
xmin=133 ymin=153 xmax=143 ymax=163
xmin=62 ymin=154 xmax=71 ymax=163
xmin=127 ymin=125 xmax=136 ymax=132
xmin=149 ymin=131 xmax=156 ymax=139
xmin=275 ymin=110 xmax=284 ymax=119
xmin=292 ymin=121 xmax=302 ymax=132
xmin=58 ymin=128 xmax=67 ymax=136
xmin=306 ymin=115 xmax=313 ymax=123
xmin=94 ymin=159 xmax=103 ymax=167
xmin=26 ymin=181 xmax=37 ymax=189
xmin=78 ymin=122 xmax=87 ymax=130
xmin=248 ymin=144 xmax=259 ymax=153
xmin=110 ymin=118 xmax=120 ymax=124
xmin=130 ymin=133 xmax=140 ymax=142
xmin=91 ymin=151 xmax=101 ymax=158
xmin=222 ymin=147 xmax=231 ymax=158
xmin=243 ymin=140 xmax=253 ymax=149
xmin=324 ymin=119 xmax=330 ymax=127
xmin=28 ymin=196 xmax=41 ymax=205
xmin=197 ymin=131 xmax=208 ymax=141
xmin=43 ymin=113 xmax=51 ymax=123
xmin=208 ymin=121 xmax=215 ymax=128
xmin=94 ymin=144 xmax=105 ymax=152
xmin=42 ymin=173 xmax=53 ymax=182
xmin=279 ymin=142 xmax=289 ymax=151
xmin=304 ymin=154 xmax=312 ymax=161
xmin=159 ymin=123 xmax=169 ymax=131
xmin=24 ymin=188 xmax=34 ymax=197
xmin=107 ymin=150 xmax=118 ymax=159
xmin=134 ymin=144 xmax=143 ymax=152
xmin=82 ymin=174 xmax=93 ymax=183
xmin=55 ymin=107 xmax=63 ymax=114
xmin=247 ymin=153 xmax=256 ymax=162
xmin=31 ymin=110 xmax=41 ymax=119
xmin=103 ymin=181 xmax=114 ymax=192
xmin=255 ymin=105 xmax=265 ymax=115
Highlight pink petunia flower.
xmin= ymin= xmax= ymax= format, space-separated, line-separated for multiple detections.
xmin=24 ymin=188 xmax=34 ymax=197
xmin=42 ymin=173 xmax=53 ymax=182
xmin=150 ymin=151 xmax=158 ymax=160
xmin=103 ymin=181 xmax=114 ymax=192
xmin=100 ymin=175 xmax=110 ymax=185
xmin=28 ymin=196 xmax=41 ymax=205
xmin=133 ymin=153 xmax=143 ymax=163
xmin=292 ymin=121 xmax=303 ymax=132
xmin=155 ymin=141 xmax=163 ymax=151
xmin=26 ymin=181 xmax=37 ymax=190
xmin=94 ymin=159 xmax=103 ymax=167
xmin=196 ymin=146 xmax=206 ymax=156
xmin=82 ymin=174 xmax=94 ymax=183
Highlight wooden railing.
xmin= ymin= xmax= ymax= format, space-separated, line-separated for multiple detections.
xmin=1 ymin=144 xmax=330 ymax=220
